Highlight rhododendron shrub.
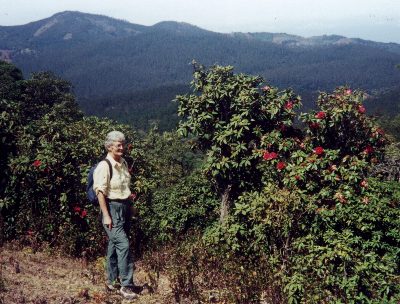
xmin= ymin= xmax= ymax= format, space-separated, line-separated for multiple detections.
xmin=177 ymin=62 xmax=301 ymax=220
xmin=210 ymin=86 xmax=399 ymax=302
xmin=287 ymin=87 xmax=387 ymax=204
xmin=4 ymin=111 xmax=142 ymax=255
xmin=0 ymin=65 xmax=146 ymax=256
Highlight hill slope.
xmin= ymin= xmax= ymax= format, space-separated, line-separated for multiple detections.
xmin=1 ymin=11 xmax=400 ymax=129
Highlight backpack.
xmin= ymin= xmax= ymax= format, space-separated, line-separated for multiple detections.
xmin=87 ymin=159 xmax=113 ymax=204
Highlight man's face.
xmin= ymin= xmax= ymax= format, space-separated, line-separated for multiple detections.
xmin=110 ymin=141 xmax=125 ymax=159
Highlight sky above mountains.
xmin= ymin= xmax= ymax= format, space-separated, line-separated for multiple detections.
xmin=1 ymin=0 xmax=399 ymax=43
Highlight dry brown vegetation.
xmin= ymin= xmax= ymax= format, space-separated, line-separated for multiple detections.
xmin=0 ymin=243 xmax=174 ymax=304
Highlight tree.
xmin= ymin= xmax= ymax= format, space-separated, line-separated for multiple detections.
xmin=0 ymin=60 xmax=23 ymax=100
xmin=177 ymin=62 xmax=301 ymax=220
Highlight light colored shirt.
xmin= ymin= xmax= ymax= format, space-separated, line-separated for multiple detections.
xmin=93 ymin=154 xmax=131 ymax=200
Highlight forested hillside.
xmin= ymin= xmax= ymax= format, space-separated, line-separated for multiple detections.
xmin=1 ymin=11 xmax=400 ymax=130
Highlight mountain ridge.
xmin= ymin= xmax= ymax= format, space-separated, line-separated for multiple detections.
xmin=2 ymin=11 xmax=400 ymax=50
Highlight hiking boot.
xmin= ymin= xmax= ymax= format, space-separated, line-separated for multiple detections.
xmin=120 ymin=286 xmax=138 ymax=299
xmin=105 ymin=280 xmax=120 ymax=291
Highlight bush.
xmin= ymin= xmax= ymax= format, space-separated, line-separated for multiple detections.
xmin=136 ymin=130 xmax=218 ymax=245
xmin=0 ymin=64 xmax=147 ymax=256
xmin=2 ymin=112 xmax=144 ymax=256
xmin=200 ymin=85 xmax=400 ymax=302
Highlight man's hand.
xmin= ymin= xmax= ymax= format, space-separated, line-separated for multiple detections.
xmin=97 ymin=191 xmax=112 ymax=230
xmin=103 ymin=214 xmax=113 ymax=230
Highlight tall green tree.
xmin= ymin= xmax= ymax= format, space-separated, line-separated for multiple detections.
xmin=177 ymin=63 xmax=301 ymax=220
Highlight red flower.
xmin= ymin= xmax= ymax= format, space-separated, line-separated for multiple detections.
xmin=295 ymin=175 xmax=301 ymax=180
xmin=345 ymin=89 xmax=352 ymax=95
xmin=80 ymin=210 xmax=88 ymax=218
xmin=377 ymin=128 xmax=385 ymax=135
xmin=33 ymin=160 xmax=42 ymax=167
xmin=129 ymin=193 xmax=137 ymax=202
xmin=73 ymin=206 xmax=81 ymax=213
xmin=358 ymin=105 xmax=366 ymax=114
xmin=360 ymin=180 xmax=368 ymax=188
xmin=276 ymin=161 xmax=286 ymax=170
xmin=284 ymin=101 xmax=293 ymax=110
xmin=309 ymin=122 xmax=320 ymax=129
xmin=263 ymin=151 xmax=278 ymax=160
xmin=314 ymin=146 xmax=324 ymax=155
xmin=364 ymin=146 xmax=374 ymax=154
xmin=315 ymin=111 xmax=326 ymax=119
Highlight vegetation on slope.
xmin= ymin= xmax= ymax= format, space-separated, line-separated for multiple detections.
xmin=1 ymin=61 xmax=399 ymax=303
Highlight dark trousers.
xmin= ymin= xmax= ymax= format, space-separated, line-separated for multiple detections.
xmin=103 ymin=200 xmax=133 ymax=287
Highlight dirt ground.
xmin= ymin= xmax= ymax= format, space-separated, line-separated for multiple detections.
xmin=0 ymin=244 xmax=174 ymax=304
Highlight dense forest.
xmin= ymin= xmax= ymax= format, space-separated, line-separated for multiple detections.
xmin=1 ymin=11 xmax=400 ymax=130
xmin=1 ymin=60 xmax=400 ymax=303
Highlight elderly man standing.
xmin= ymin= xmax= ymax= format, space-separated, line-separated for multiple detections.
xmin=93 ymin=130 xmax=137 ymax=299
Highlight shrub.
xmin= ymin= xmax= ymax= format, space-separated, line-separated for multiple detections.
xmin=0 ymin=64 xmax=147 ymax=256
xmin=177 ymin=62 xmax=301 ymax=220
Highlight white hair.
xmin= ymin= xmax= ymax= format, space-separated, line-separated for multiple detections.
xmin=104 ymin=131 xmax=126 ymax=150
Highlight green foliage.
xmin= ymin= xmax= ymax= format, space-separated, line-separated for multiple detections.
xmin=177 ymin=63 xmax=301 ymax=218
xmin=202 ymin=180 xmax=400 ymax=303
xmin=134 ymin=129 xmax=218 ymax=245
xmin=378 ymin=114 xmax=400 ymax=142
xmin=140 ymin=169 xmax=219 ymax=244
xmin=0 ymin=64 xmax=147 ymax=256
xmin=2 ymin=60 xmax=400 ymax=303
xmin=188 ymin=69 xmax=399 ymax=302
xmin=0 ymin=61 xmax=23 ymax=100
xmin=287 ymin=178 xmax=400 ymax=303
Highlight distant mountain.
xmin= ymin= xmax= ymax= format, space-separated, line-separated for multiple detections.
xmin=233 ymin=32 xmax=400 ymax=54
xmin=1 ymin=11 xmax=400 ymax=130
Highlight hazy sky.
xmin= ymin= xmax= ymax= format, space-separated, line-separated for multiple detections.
xmin=1 ymin=0 xmax=399 ymax=43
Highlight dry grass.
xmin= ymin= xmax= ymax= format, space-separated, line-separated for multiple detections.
xmin=0 ymin=243 xmax=174 ymax=304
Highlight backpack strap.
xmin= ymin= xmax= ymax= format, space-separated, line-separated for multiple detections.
xmin=103 ymin=158 xmax=113 ymax=180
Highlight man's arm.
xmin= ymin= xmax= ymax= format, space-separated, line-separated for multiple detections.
xmin=98 ymin=191 xmax=112 ymax=230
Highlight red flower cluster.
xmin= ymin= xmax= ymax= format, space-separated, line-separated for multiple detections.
xmin=73 ymin=206 xmax=88 ymax=218
xmin=364 ymin=146 xmax=374 ymax=154
xmin=314 ymin=146 xmax=324 ymax=155
xmin=358 ymin=105 xmax=366 ymax=114
xmin=315 ymin=111 xmax=326 ymax=119
xmin=376 ymin=128 xmax=385 ymax=135
xmin=33 ymin=160 xmax=42 ymax=167
xmin=284 ymin=101 xmax=293 ymax=110
xmin=309 ymin=122 xmax=320 ymax=129
xmin=360 ymin=180 xmax=368 ymax=188
xmin=276 ymin=161 xmax=286 ymax=170
xmin=263 ymin=151 xmax=278 ymax=160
